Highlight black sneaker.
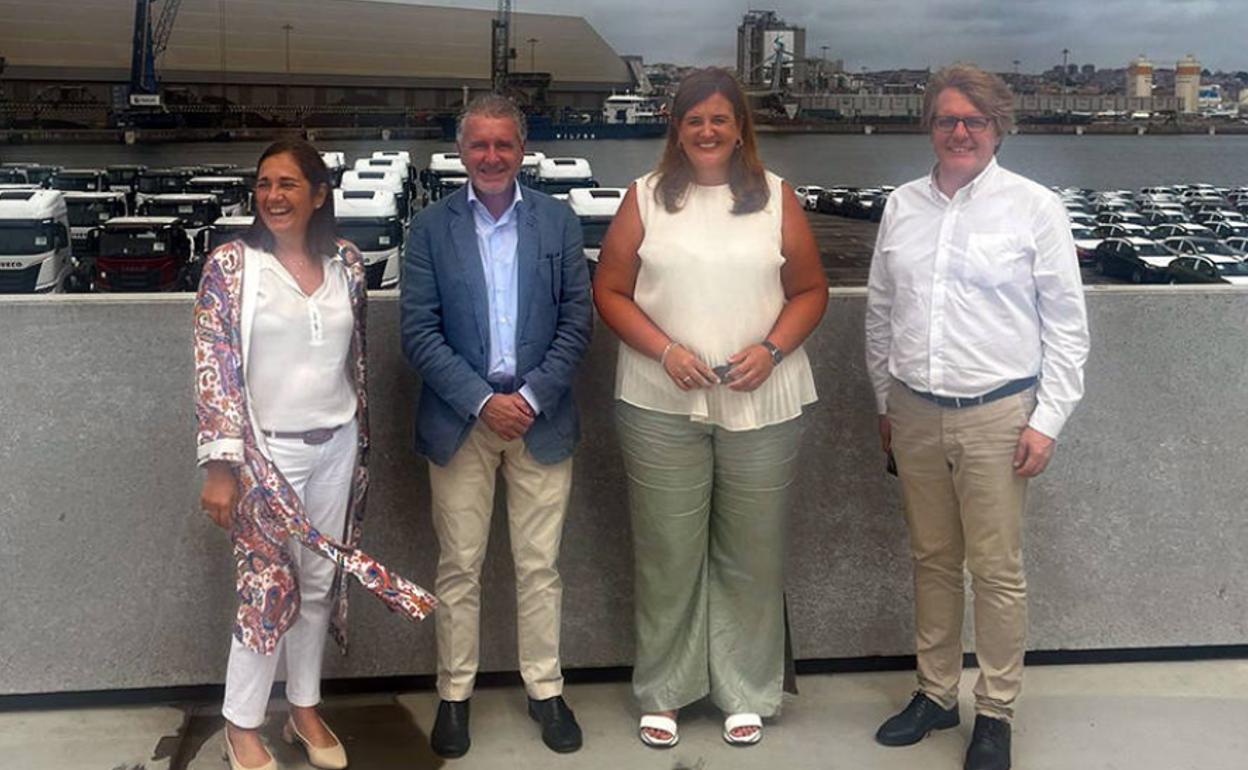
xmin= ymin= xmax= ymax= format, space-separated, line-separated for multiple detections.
xmin=875 ymin=691 xmax=960 ymax=746
xmin=964 ymin=714 xmax=1011 ymax=770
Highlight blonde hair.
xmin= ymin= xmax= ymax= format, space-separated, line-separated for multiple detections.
xmin=922 ymin=64 xmax=1015 ymax=141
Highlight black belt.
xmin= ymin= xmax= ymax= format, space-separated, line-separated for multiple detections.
xmin=261 ymin=424 xmax=344 ymax=445
xmin=905 ymin=377 xmax=1037 ymax=409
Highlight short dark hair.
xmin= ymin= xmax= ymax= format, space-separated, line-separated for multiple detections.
xmin=243 ymin=138 xmax=337 ymax=257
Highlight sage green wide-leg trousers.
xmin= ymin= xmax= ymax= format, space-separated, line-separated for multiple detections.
xmin=615 ymin=401 xmax=802 ymax=716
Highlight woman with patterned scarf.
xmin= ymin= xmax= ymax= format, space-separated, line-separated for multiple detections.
xmin=195 ymin=139 xmax=435 ymax=770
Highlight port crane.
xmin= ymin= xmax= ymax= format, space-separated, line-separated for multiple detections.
xmin=490 ymin=0 xmax=515 ymax=94
xmin=488 ymin=0 xmax=551 ymax=108
xmin=129 ymin=0 xmax=183 ymax=107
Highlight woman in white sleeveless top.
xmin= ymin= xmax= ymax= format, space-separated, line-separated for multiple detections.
xmin=594 ymin=68 xmax=828 ymax=748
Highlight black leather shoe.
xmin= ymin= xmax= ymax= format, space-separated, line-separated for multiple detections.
xmin=964 ymin=714 xmax=1011 ymax=770
xmin=430 ymin=699 xmax=471 ymax=758
xmin=527 ymin=695 xmax=583 ymax=753
xmin=875 ymin=691 xmax=960 ymax=746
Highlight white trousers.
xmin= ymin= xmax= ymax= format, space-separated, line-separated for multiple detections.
xmin=221 ymin=420 xmax=357 ymax=729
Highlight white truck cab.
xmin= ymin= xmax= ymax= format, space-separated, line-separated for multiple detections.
xmin=334 ymin=189 xmax=402 ymax=289
xmin=63 ymin=191 xmax=129 ymax=252
xmin=0 ymin=189 xmax=72 ymax=293
xmin=567 ymin=187 xmax=625 ymax=270
xmin=341 ymin=169 xmax=410 ymax=221
xmin=138 ymin=193 xmax=223 ymax=243
xmin=420 ymin=152 xmax=469 ymax=204
xmin=186 ymin=176 xmax=250 ymax=217
xmin=320 ymin=152 xmax=347 ymax=186
xmin=198 ymin=215 xmax=255 ymax=256
xmin=535 ymin=157 xmax=597 ymax=199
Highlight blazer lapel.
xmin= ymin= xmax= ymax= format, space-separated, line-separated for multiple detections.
xmin=514 ymin=199 xmax=540 ymax=346
xmin=447 ymin=191 xmax=491 ymax=353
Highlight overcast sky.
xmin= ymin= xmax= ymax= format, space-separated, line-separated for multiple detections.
xmin=372 ymin=0 xmax=1242 ymax=73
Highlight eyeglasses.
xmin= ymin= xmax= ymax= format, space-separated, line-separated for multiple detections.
xmin=933 ymin=115 xmax=992 ymax=133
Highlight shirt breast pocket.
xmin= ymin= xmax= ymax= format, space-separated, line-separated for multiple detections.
xmin=962 ymin=232 xmax=1028 ymax=289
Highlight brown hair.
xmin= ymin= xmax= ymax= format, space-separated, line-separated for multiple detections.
xmin=653 ymin=67 xmax=768 ymax=215
xmin=922 ymin=64 xmax=1015 ymax=145
xmin=243 ymin=138 xmax=338 ymax=257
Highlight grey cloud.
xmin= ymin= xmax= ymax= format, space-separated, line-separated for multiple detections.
xmin=373 ymin=0 xmax=1244 ymax=72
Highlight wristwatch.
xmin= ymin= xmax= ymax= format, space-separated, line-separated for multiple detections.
xmin=761 ymin=340 xmax=783 ymax=366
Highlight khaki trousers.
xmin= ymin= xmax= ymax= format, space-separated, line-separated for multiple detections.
xmin=887 ymin=382 xmax=1035 ymax=722
xmin=428 ymin=422 xmax=573 ymax=702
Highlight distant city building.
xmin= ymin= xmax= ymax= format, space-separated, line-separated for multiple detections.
xmin=1081 ymin=64 xmax=1096 ymax=77
xmin=1198 ymin=84 xmax=1223 ymax=112
xmin=736 ymin=10 xmax=806 ymax=89
xmin=1175 ymin=54 xmax=1202 ymax=113
xmin=1127 ymin=55 xmax=1154 ymax=100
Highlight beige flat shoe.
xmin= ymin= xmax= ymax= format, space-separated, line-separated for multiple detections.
xmin=282 ymin=716 xmax=349 ymax=769
xmin=224 ymin=729 xmax=276 ymax=770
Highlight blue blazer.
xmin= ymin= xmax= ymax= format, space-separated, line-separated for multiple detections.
xmin=399 ymin=184 xmax=593 ymax=467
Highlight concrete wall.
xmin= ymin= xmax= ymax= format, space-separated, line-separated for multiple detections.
xmin=1 ymin=288 xmax=1246 ymax=696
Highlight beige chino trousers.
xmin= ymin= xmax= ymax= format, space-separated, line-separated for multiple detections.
xmin=428 ymin=422 xmax=573 ymax=702
xmin=887 ymin=382 xmax=1036 ymax=722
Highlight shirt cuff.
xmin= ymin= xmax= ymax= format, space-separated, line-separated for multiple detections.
xmin=518 ymin=384 xmax=541 ymax=415
xmin=1027 ymin=403 xmax=1067 ymax=441
xmin=875 ymin=390 xmax=889 ymax=415
xmin=197 ymin=438 xmax=245 ymax=467
xmin=474 ymin=392 xmax=493 ymax=417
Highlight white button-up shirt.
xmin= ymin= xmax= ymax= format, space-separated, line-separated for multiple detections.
xmin=865 ymin=158 xmax=1090 ymax=438
xmin=466 ymin=182 xmax=540 ymax=414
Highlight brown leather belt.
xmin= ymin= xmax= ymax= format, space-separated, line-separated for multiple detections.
xmin=261 ymin=424 xmax=344 ymax=445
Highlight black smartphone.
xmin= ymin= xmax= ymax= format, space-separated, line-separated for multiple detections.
xmin=886 ymin=451 xmax=898 ymax=477
xmin=712 ymin=362 xmax=735 ymax=381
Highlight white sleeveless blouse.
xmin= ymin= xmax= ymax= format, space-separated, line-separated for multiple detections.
xmin=614 ymin=170 xmax=818 ymax=430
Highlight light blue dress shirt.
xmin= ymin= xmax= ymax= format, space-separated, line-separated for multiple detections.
xmin=466 ymin=182 xmax=541 ymax=415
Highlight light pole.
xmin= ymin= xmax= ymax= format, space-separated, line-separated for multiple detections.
xmin=282 ymin=24 xmax=294 ymax=75
xmin=527 ymin=37 xmax=538 ymax=72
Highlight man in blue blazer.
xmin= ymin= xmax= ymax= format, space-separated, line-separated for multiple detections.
xmin=400 ymin=94 xmax=592 ymax=758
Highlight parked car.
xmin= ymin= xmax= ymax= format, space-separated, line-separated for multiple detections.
xmin=815 ymin=187 xmax=852 ymax=215
xmin=1070 ymin=225 xmax=1102 ymax=265
xmin=1141 ymin=209 xmax=1189 ymax=227
xmin=1092 ymin=237 xmax=1176 ymax=283
xmin=1149 ymin=222 xmax=1213 ymax=240
xmin=1161 ymin=236 xmax=1244 ymax=260
xmin=1094 ymin=211 xmax=1147 ymax=226
xmin=1208 ymin=220 xmax=1248 ymax=240
xmin=1164 ymin=255 xmax=1248 ymax=285
xmin=1222 ymin=236 xmax=1248 ymax=254
xmin=794 ymin=185 xmax=823 ymax=211
xmin=1092 ymin=222 xmax=1152 ymax=240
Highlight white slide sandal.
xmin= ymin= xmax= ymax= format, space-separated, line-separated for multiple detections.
xmin=722 ymin=712 xmax=763 ymax=746
xmin=639 ymin=714 xmax=679 ymax=748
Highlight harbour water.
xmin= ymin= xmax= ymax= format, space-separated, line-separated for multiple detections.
xmin=5 ymin=134 xmax=1248 ymax=191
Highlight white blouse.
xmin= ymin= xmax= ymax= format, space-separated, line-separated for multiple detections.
xmin=247 ymin=249 xmax=357 ymax=432
xmin=614 ymin=170 xmax=818 ymax=431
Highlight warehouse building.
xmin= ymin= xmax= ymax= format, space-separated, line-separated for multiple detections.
xmin=0 ymin=0 xmax=635 ymax=120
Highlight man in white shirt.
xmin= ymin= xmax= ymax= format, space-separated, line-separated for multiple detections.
xmin=401 ymin=94 xmax=592 ymax=758
xmin=865 ymin=64 xmax=1090 ymax=770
